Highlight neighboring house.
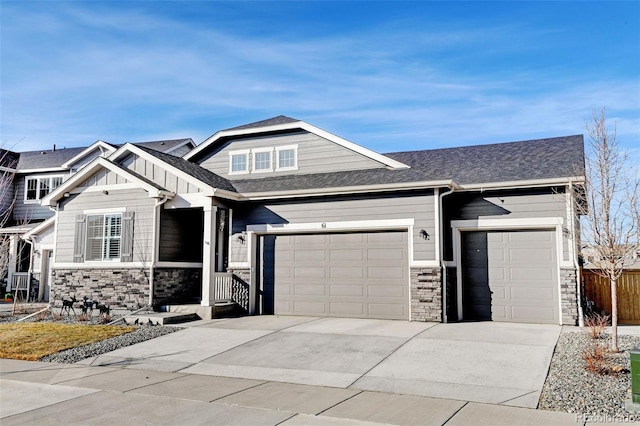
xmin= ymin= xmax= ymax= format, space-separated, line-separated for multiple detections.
xmin=19 ymin=115 xmax=586 ymax=325
xmin=0 ymin=138 xmax=195 ymax=300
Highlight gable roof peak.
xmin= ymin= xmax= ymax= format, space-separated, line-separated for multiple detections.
xmin=223 ymin=115 xmax=300 ymax=132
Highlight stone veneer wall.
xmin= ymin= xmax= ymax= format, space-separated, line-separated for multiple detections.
xmin=51 ymin=268 xmax=149 ymax=309
xmin=560 ymin=267 xmax=579 ymax=325
xmin=410 ymin=267 xmax=442 ymax=322
xmin=153 ymin=268 xmax=202 ymax=305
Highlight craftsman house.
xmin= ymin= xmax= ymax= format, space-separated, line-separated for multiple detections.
xmin=0 ymin=138 xmax=195 ymax=301
xmin=16 ymin=116 xmax=586 ymax=325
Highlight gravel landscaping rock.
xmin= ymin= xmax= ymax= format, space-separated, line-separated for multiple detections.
xmin=539 ymin=331 xmax=640 ymax=419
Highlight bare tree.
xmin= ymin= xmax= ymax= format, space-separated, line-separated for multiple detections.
xmin=0 ymin=149 xmax=18 ymax=289
xmin=578 ymin=108 xmax=640 ymax=352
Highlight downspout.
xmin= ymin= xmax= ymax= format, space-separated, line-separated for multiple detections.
xmin=569 ymin=181 xmax=584 ymax=327
xmin=438 ymin=183 xmax=457 ymax=323
xmin=149 ymin=195 xmax=169 ymax=306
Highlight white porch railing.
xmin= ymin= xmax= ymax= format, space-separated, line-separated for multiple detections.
xmin=210 ymin=273 xmax=249 ymax=311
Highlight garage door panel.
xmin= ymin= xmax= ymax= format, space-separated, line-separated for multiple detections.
xmin=330 ymin=249 xmax=364 ymax=260
xmin=330 ymin=284 xmax=364 ymax=296
xmin=294 ymin=284 xmax=327 ymax=296
xmin=294 ymin=301 xmax=327 ymax=314
xmin=294 ymin=267 xmax=326 ymax=278
xmin=463 ymin=230 xmax=559 ymax=324
xmin=330 ymin=267 xmax=365 ymax=279
xmin=272 ymin=231 xmax=408 ymax=320
xmin=509 ymin=267 xmax=554 ymax=281
xmin=330 ymin=302 xmax=365 ymax=316
xmin=367 ymin=284 xmax=405 ymax=298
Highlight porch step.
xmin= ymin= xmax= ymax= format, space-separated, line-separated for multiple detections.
xmin=123 ymin=312 xmax=199 ymax=326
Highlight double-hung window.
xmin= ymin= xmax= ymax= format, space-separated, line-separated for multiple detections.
xmin=86 ymin=213 xmax=122 ymax=261
xmin=25 ymin=176 xmax=64 ymax=202
xmin=276 ymin=145 xmax=298 ymax=171
xmin=252 ymin=148 xmax=273 ymax=173
xmin=229 ymin=150 xmax=249 ymax=175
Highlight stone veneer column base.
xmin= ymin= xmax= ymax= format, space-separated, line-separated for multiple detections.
xmin=410 ymin=267 xmax=442 ymax=322
xmin=560 ymin=267 xmax=579 ymax=325
xmin=51 ymin=268 xmax=150 ymax=309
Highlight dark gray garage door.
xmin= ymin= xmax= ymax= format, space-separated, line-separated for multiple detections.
xmin=271 ymin=231 xmax=409 ymax=320
xmin=462 ymin=230 xmax=559 ymax=324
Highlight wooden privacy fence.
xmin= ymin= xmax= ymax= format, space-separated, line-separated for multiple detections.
xmin=583 ymin=269 xmax=640 ymax=324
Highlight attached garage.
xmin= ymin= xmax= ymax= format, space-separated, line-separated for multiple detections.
xmin=261 ymin=231 xmax=409 ymax=320
xmin=461 ymin=229 xmax=559 ymax=324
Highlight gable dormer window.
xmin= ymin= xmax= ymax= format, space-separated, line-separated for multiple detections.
xmin=252 ymin=148 xmax=273 ymax=173
xmin=229 ymin=150 xmax=249 ymax=175
xmin=276 ymin=145 xmax=298 ymax=171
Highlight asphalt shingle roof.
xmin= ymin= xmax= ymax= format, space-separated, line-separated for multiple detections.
xmin=223 ymin=115 xmax=299 ymax=131
xmin=385 ymin=135 xmax=585 ymax=185
xmin=128 ymin=139 xmax=193 ymax=153
xmin=134 ymin=145 xmax=237 ymax=193
xmin=16 ymin=147 xmax=90 ymax=171
xmin=232 ymin=135 xmax=585 ymax=193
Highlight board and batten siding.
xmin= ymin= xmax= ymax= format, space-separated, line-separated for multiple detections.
xmin=55 ymin=188 xmax=155 ymax=263
xmin=118 ymin=153 xmax=203 ymax=194
xmin=198 ymin=131 xmax=387 ymax=179
xmin=229 ymin=192 xmax=436 ymax=264
xmin=13 ymin=174 xmax=68 ymax=221
xmin=443 ymin=188 xmax=570 ymax=261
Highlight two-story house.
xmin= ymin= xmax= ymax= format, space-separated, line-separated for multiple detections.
xmin=33 ymin=116 xmax=585 ymax=325
xmin=0 ymin=138 xmax=195 ymax=301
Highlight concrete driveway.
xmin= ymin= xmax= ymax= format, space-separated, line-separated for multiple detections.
xmin=86 ymin=316 xmax=561 ymax=409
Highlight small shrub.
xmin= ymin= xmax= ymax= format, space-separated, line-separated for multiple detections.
xmin=52 ymin=313 xmax=63 ymax=321
xmin=582 ymin=341 xmax=608 ymax=374
xmin=33 ymin=310 xmax=50 ymax=322
xmin=584 ymin=313 xmax=610 ymax=339
xmin=77 ymin=313 xmax=89 ymax=322
xmin=100 ymin=314 xmax=111 ymax=324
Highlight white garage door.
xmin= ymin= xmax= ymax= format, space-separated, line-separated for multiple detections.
xmin=462 ymin=230 xmax=559 ymax=324
xmin=272 ymin=231 xmax=409 ymax=320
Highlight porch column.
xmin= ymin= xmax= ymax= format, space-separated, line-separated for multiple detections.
xmin=6 ymin=235 xmax=17 ymax=292
xmin=201 ymin=204 xmax=218 ymax=307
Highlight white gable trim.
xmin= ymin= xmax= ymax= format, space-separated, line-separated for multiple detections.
xmin=185 ymin=120 xmax=410 ymax=170
xmin=61 ymin=140 xmax=116 ymax=168
xmin=42 ymin=157 xmax=174 ymax=206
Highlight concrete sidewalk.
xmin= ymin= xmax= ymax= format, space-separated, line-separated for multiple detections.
xmin=1 ymin=359 xmax=579 ymax=425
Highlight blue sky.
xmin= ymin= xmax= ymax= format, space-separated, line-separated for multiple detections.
xmin=1 ymin=1 xmax=639 ymax=161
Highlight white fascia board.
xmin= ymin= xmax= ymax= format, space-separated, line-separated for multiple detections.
xmin=458 ymin=176 xmax=585 ymax=191
xmin=450 ymin=217 xmax=564 ymax=230
xmin=22 ymin=216 xmax=55 ymax=238
xmin=61 ymin=141 xmax=116 ymax=168
xmin=247 ymin=218 xmax=414 ymax=234
xmin=109 ymin=143 xmax=219 ymax=196
xmin=240 ymin=180 xmax=456 ymax=201
xmin=16 ymin=167 xmax=68 ymax=174
xmin=185 ymin=120 xmax=411 ymax=170
xmin=42 ymin=157 xmax=173 ymax=206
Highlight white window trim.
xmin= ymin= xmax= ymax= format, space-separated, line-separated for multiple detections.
xmin=251 ymin=147 xmax=274 ymax=174
xmin=85 ymin=212 xmax=124 ymax=262
xmin=228 ymin=149 xmax=250 ymax=175
xmin=275 ymin=144 xmax=299 ymax=171
xmin=24 ymin=175 xmax=66 ymax=203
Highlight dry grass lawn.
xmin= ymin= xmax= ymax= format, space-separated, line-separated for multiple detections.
xmin=0 ymin=323 xmax=136 ymax=361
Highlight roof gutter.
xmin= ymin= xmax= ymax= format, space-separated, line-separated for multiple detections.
xmin=239 ymin=180 xmax=456 ymax=201
xmin=457 ymin=176 xmax=585 ymax=192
